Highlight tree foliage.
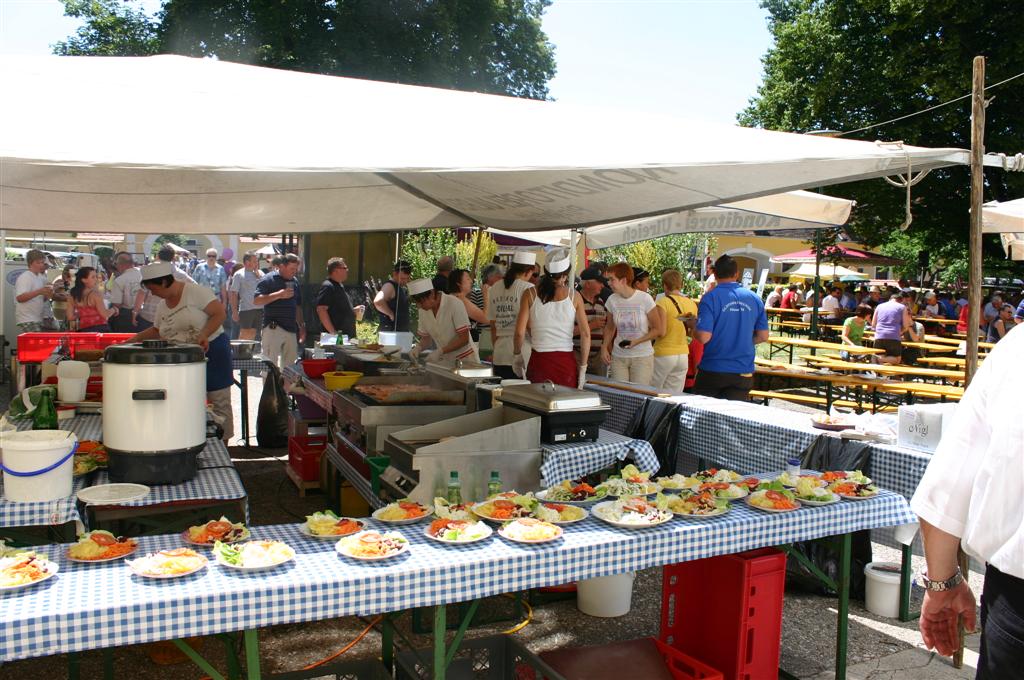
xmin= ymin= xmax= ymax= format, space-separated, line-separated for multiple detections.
xmin=740 ymin=0 xmax=1024 ymax=279
xmin=595 ymin=234 xmax=713 ymax=297
xmin=400 ymin=228 xmax=458 ymax=281
xmin=454 ymin=231 xmax=498 ymax=273
xmin=56 ymin=0 xmax=556 ymax=99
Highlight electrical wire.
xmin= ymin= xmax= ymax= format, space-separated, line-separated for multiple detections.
xmin=301 ymin=615 xmax=382 ymax=670
xmin=500 ymin=594 xmax=534 ymax=635
xmin=835 ymin=70 xmax=1024 ymax=137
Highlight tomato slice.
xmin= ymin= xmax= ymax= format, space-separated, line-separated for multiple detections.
xmin=764 ymin=490 xmax=786 ymax=501
xmin=492 ymin=499 xmax=516 ymax=508
xmin=89 ymin=532 xmax=116 ymax=546
xmin=206 ymin=521 xmax=232 ymax=536
xmin=544 ymin=503 xmax=566 ymax=512
xmin=701 ymin=482 xmax=729 ymax=491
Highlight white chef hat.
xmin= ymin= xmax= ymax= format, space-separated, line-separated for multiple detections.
xmin=408 ymin=278 xmax=434 ymax=297
xmin=512 ymin=251 xmax=537 ymax=266
xmin=546 ymin=249 xmax=571 ymax=274
xmin=140 ymin=262 xmax=174 ymax=281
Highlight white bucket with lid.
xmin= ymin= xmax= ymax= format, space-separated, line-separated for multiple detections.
xmin=57 ymin=361 xmax=91 ymax=403
xmin=0 ymin=430 xmax=77 ymax=502
xmin=577 ymin=572 xmax=636 ymax=617
xmin=864 ymin=562 xmax=902 ymax=618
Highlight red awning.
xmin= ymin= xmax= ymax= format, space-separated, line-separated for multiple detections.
xmin=770 ymin=247 xmax=901 ymax=266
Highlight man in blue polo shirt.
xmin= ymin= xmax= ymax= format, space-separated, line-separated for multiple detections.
xmin=254 ymin=253 xmax=306 ymax=370
xmin=693 ymin=254 xmax=769 ymax=401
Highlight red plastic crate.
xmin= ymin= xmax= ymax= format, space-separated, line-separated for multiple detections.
xmin=16 ymin=332 xmax=132 ymax=362
xmin=660 ymin=549 xmax=786 ymax=680
xmin=537 ymin=638 xmax=722 ymax=680
xmin=288 ymin=435 xmax=327 ymax=482
xmin=654 ymin=638 xmax=724 ymax=680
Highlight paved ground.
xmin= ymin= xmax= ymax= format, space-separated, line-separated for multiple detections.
xmin=0 ymin=376 xmax=983 ymax=679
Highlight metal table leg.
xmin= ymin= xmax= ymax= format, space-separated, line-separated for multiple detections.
xmin=835 ymin=533 xmax=852 ymax=680
xmin=239 ymin=369 xmax=250 ymax=446
xmin=899 ymin=542 xmax=918 ymax=621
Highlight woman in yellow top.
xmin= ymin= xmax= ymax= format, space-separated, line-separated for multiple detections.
xmin=652 ymin=269 xmax=698 ymax=392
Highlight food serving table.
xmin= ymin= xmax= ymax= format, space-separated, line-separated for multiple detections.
xmin=0 ymin=475 xmax=915 ymax=680
xmin=9 ymin=416 xmax=249 ymax=538
xmin=540 ymin=429 xmax=659 ymax=486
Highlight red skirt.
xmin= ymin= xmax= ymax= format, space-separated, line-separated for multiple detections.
xmin=526 ymin=350 xmax=577 ymax=389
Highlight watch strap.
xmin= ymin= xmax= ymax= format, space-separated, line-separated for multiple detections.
xmin=921 ymin=567 xmax=964 ymax=591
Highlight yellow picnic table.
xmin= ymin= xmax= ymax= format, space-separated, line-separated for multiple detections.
xmin=921 ymin=335 xmax=995 ymax=350
xmin=803 ymin=355 xmax=965 ymax=382
xmin=767 ymin=336 xmax=883 ymax=363
xmin=914 ymin=316 xmax=959 ymax=325
xmin=877 ymin=381 xmax=964 ymax=401
xmin=754 ymin=363 xmax=915 ymax=412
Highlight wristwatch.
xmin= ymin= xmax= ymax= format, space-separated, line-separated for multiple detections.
xmin=921 ymin=567 xmax=964 ymax=591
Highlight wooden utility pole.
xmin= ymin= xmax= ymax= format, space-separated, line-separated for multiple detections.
xmin=470 ymin=226 xmax=485 ymax=278
xmin=954 ymin=54 xmax=986 ymax=671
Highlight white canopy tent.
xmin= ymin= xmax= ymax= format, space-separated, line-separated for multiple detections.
xmin=0 ymin=55 xmax=971 ymax=236
xmin=982 ymin=198 xmax=1024 ymax=260
xmin=780 ymin=262 xmax=867 ymax=280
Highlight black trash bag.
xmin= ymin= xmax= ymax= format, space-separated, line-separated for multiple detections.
xmin=627 ymin=399 xmax=682 ymax=475
xmin=786 ymin=436 xmax=873 ymax=599
xmin=256 ymin=362 xmax=290 ymax=449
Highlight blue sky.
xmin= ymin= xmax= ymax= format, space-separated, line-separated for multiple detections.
xmin=0 ymin=0 xmax=773 ymax=124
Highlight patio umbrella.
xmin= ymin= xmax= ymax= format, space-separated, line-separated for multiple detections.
xmin=782 ymin=263 xmax=867 ymax=280
xmin=981 ymin=198 xmax=1024 ymax=260
xmin=771 ymin=247 xmax=901 ymax=267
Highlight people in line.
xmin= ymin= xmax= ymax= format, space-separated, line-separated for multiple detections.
xmin=691 ymin=255 xmax=768 ymax=401
xmin=254 ymin=253 xmax=305 ymax=370
xmin=651 ymin=269 xmax=697 ymax=392
xmin=512 ymin=251 xmax=590 ymax=389
xmin=230 ymin=252 xmax=264 ymax=341
xmin=600 ymin=263 xmax=663 ymax=386
xmin=373 ymin=260 xmax=412 ymax=333
xmin=132 ymin=262 xmax=234 ymax=442
xmin=487 ymin=252 xmax=536 ymax=379
xmin=315 ymin=257 xmax=359 ymax=339
xmin=408 ymin=278 xmax=479 ymax=368
xmin=13 ymin=249 xmax=55 ymax=333
xmin=576 ymin=267 xmax=609 ymax=378
xmin=70 ymin=267 xmax=117 ymax=333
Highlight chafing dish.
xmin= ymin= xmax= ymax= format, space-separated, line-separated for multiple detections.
xmin=497 ymin=381 xmax=610 ymax=444
xmin=380 ymin=405 xmax=542 ymax=504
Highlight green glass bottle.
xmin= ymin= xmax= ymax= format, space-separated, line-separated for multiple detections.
xmin=33 ymin=389 xmax=58 ymax=430
xmin=446 ymin=471 xmax=462 ymax=505
xmin=487 ymin=471 xmax=502 ymax=498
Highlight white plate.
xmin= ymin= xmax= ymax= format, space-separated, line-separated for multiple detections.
xmin=745 ymin=497 xmax=802 ymax=513
xmin=797 ymin=493 xmax=841 ymax=506
xmin=371 ymin=505 xmax=433 ymax=525
xmin=601 ymin=484 xmax=661 ymax=498
xmin=77 ymin=483 xmax=150 ymax=505
xmin=471 ymin=502 xmax=534 ymax=523
xmin=127 ymin=553 xmax=208 ymax=579
xmin=180 ymin=527 xmax=251 ymax=547
xmin=591 ymin=502 xmax=673 ymax=529
xmin=335 ymin=532 xmax=410 ymax=561
xmin=497 ymin=523 xmax=563 ymax=544
xmin=298 ymin=521 xmax=366 ymax=540
xmin=671 ymin=506 xmax=731 ymax=519
xmin=423 ymin=522 xmax=493 ymax=545
xmin=535 ymin=489 xmax=605 ymax=506
xmin=0 ymin=560 xmax=59 ymax=592
xmin=535 ymin=505 xmax=589 ymax=525
xmin=66 ymin=543 xmax=138 ymax=563
xmin=214 ymin=551 xmax=294 ymax=572
xmin=837 ymin=491 xmax=879 ymax=501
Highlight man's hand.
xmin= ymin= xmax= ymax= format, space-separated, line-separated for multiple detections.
xmin=512 ymin=353 xmax=526 ymax=378
xmin=577 ymin=364 xmax=588 ymax=389
xmin=196 ymin=334 xmax=210 ymax=351
xmin=41 ymin=285 xmax=54 ymax=300
xmin=297 ymin=327 xmax=306 ymax=344
xmin=600 ymin=347 xmax=612 ymax=366
xmin=279 ymin=286 xmax=295 ymax=300
xmin=232 ymin=310 xmax=240 ymax=323
xmin=919 ymin=582 xmax=977 ymax=657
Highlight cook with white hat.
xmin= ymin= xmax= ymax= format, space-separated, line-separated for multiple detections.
xmin=407 ymin=278 xmax=480 ymax=368
xmin=130 ymin=261 xmax=235 ymax=442
xmin=486 ymin=251 xmax=537 ymax=378
xmin=512 ymin=250 xmax=591 ymax=389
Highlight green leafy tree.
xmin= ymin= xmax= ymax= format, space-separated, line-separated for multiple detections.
xmin=740 ymin=0 xmax=1024 ymax=276
xmin=55 ymin=0 xmax=556 ymax=99
xmin=595 ymin=234 xmax=713 ymax=297
xmin=455 ymin=231 xmax=498 ymax=273
xmin=400 ymin=228 xmax=458 ymax=281
xmin=150 ymin=234 xmax=188 ymax=256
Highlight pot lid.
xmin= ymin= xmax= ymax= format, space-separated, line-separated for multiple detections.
xmin=104 ymin=340 xmax=206 ymax=365
xmin=499 ymin=382 xmax=606 ymax=412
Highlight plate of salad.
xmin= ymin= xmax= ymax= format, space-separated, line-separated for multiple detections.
xmin=653 ymin=474 xmax=700 ymax=493
xmin=776 ymin=471 xmax=825 ymax=488
xmin=536 ymin=480 xmax=607 ymax=505
xmin=66 ymin=530 xmax=137 ymax=562
xmin=592 ymin=497 xmax=673 ymax=528
xmin=127 ymin=548 xmax=208 ymax=579
xmin=424 ymin=519 xmax=492 ymax=544
xmin=821 ymin=470 xmax=872 ymax=485
xmin=472 ymin=494 xmax=537 ymax=522
xmin=793 ymin=477 xmax=841 ymax=506
xmin=336 ymin=531 xmax=409 ymax=561
xmin=663 ymin=492 xmax=730 ymax=518
xmin=213 ymin=540 xmax=295 ymax=571
xmin=596 ymin=465 xmax=660 ymax=497
xmin=692 ymin=468 xmax=743 ymax=483
xmin=746 ymin=487 xmax=801 ymax=513
xmin=372 ymin=500 xmax=433 ymax=525
xmin=181 ymin=517 xmax=251 ymax=546
xmin=0 ymin=553 xmax=59 ymax=591
xmin=694 ymin=481 xmax=749 ymax=500
xmin=828 ymin=480 xmax=880 ymax=500
xmin=73 ymin=441 xmax=108 ymax=477
xmin=531 ymin=502 xmax=588 ymax=525
xmin=497 ymin=518 xmax=563 ymax=544
xmin=433 ymin=498 xmax=478 ymax=521
xmin=301 ymin=511 xmax=365 ymax=539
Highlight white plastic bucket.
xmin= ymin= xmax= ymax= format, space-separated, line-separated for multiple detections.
xmin=864 ymin=562 xmax=902 ymax=618
xmin=0 ymin=431 xmax=77 ymax=502
xmin=577 ymin=572 xmax=636 ymax=617
xmin=57 ymin=361 xmax=90 ymax=379
xmin=57 ymin=360 xmax=90 ymax=402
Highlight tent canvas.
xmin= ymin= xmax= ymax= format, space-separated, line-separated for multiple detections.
xmin=0 ymin=55 xmax=970 ymax=236
xmin=771 ymin=247 xmax=901 ymax=267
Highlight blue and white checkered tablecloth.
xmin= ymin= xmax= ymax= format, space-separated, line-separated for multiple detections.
xmin=0 ymin=477 xmax=915 ymax=662
xmin=232 ymin=357 xmax=269 ymax=374
xmin=540 ymin=430 xmax=659 ymax=486
xmin=583 ymin=381 xmax=651 ymax=435
xmin=7 ymin=416 xmax=247 ymax=523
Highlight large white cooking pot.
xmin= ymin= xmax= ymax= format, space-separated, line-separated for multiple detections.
xmin=102 ymin=340 xmax=207 ymax=456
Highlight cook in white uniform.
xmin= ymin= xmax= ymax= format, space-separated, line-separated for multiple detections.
xmin=487 ymin=251 xmax=535 ymax=378
xmin=408 ymin=278 xmax=480 ymax=368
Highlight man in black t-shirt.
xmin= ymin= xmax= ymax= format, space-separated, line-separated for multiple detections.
xmin=315 ymin=257 xmax=359 ymax=338
xmin=254 ymin=253 xmax=305 ymax=370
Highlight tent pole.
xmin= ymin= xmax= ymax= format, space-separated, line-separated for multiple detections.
xmin=470 ymin=227 xmax=485 ymax=279
xmin=965 ymin=55 xmax=985 ymax=387
xmin=810 ymin=231 xmax=821 ymax=340
xmin=1 ymin=229 xmax=6 ymax=372
xmin=569 ymin=228 xmax=579 ymax=283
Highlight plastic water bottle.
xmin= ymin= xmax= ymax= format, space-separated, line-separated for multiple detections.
xmin=487 ymin=471 xmax=502 ymax=498
xmin=446 ymin=471 xmax=462 ymax=505
xmin=786 ymin=457 xmax=801 ymax=478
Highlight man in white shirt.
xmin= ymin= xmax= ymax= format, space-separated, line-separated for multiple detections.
xmin=13 ymin=249 xmax=54 ymax=333
xmin=910 ymin=323 xmax=1024 ymax=675
xmin=820 ymin=285 xmax=843 ymax=319
xmin=109 ymin=251 xmax=143 ymax=332
xmin=764 ymin=285 xmax=784 ymax=309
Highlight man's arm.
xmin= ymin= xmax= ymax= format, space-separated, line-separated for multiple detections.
xmin=440 ymin=328 xmax=471 ymax=355
xmin=373 ymin=283 xmax=394 ymax=320
xmin=253 ymin=286 xmax=291 ymax=306
xmin=229 ymin=291 xmax=240 ymax=321
xmin=296 ymin=305 xmax=306 ymax=344
xmin=316 ymin=306 xmax=335 ymax=335
xmin=917 ymin=519 xmax=977 ymax=657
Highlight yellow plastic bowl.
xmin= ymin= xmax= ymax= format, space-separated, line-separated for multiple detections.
xmin=322 ymin=371 xmax=363 ymax=391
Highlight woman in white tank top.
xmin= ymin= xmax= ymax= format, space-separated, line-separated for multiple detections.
xmin=513 ymin=252 xmax=591 ymax=389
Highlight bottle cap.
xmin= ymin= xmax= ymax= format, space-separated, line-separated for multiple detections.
xmin=786 ymin=458 xmax=800 ymax=466
xmin=490 ymin=470 xmax=499 ymax=478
